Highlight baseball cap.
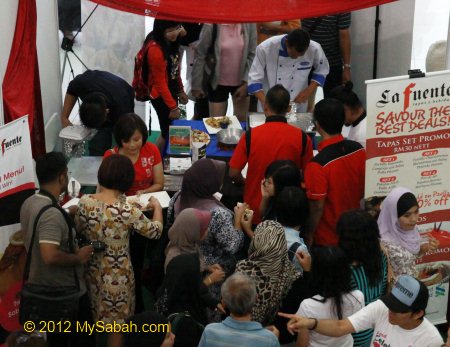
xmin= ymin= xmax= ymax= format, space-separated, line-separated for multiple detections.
xmin=381 ymin=275 xmax=429 ymax=313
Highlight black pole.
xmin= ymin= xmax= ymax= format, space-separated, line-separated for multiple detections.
xmin=373 ymin=5 xmax=381 ymax=79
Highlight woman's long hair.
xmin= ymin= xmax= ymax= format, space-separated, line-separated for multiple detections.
xmin=144 ymin=19 xmax=182 ymax=60
xmin=337 ymin=210 xmax=383 ymax=286
xmin=263 ymin=160 xmax=301 ymax=220
xmin=310 ymin=247 xmax=352 ymax=320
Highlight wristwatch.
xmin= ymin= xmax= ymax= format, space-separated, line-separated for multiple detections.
xmin=343 ymin=64 xmax=351 ymax=69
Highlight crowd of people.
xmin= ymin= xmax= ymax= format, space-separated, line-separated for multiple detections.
xmin=4 ymin=15 xmax=448 ymax=347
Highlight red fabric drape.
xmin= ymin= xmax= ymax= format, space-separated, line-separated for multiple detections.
xmin=2 ymin=0 xmax=45 ymax=158
xmin=89 ymin=0 xmax=396 ymax=23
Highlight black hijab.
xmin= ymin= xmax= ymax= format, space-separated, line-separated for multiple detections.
xmin=158 ymin=253 xmax=213 ymax=324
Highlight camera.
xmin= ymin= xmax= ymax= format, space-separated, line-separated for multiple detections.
xmin=91 ymin=240 xmax=106 ymax=253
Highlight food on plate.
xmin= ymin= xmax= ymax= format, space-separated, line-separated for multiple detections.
xmin=418 ymin=263 xmax=450 ymax=286
xmin=192 ymin=129 xmax=210 ymax=144
xmin=205 ymin=116 xmax=231 ymax=129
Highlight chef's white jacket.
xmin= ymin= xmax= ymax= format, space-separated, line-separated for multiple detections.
xmin=248 ymin=35 xmax=329 ymax=112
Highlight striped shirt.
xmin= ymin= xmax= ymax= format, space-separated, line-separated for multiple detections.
xmin=350 ymin=252 xmax=388 ymax=347
xmin=302 ymin=14 xmax=351 ymax=67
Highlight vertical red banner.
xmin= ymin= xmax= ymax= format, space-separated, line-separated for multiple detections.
xmin=2 ymin=0 xmax=45 ymax=158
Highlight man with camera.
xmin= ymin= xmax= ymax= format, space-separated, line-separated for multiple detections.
xmin=20 ymin=152 xmax=95 ymax=347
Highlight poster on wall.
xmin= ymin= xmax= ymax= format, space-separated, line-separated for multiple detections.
xmin=365 ymin=70 xmax=450 ymax=324
xmin=0 ymin=116 xmax=35 ymax=199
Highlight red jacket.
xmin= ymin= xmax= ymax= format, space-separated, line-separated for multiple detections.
xmin=146 ymin=41 xmax=183 ymax=110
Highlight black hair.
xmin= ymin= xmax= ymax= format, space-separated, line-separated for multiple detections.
xmin=97 ymin=154 xmax=135 ymax=193
xmin=286 ymin=28 xmax=310 ymax=53
xmin=145 ymin=19 xmax=182 ymax=60
xmin=265 ymin=160 xmax=301 ymax=195
xmin=35 ymin=152 xmax=68 ymax=185
xmin=275 ymin=187 xmax=309 ymax=228
xmin=313 ymin=98 xmax=345 ymax=135
xmin=114 ymin=113 xmax=148 ymax=148
xmin=262 ymin=160 xmax=302 ymax=220
xmin=310 ymin=246 xmax=352 ymax=320
xmin=337 ymin=210 xmax=383 ymax=287
xmin=329 ymin=81 xmax=363 ymax=109
xmin=266 ymin=84 xmax=291 ymax=115
xmin=79 ymin=92 xmax=108 ymax=129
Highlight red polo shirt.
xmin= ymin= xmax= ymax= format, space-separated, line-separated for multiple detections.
xmin=304 ymin=135 xmax=366 ymax=246
xmin=229 ymin=116 xmax=313 ymax=223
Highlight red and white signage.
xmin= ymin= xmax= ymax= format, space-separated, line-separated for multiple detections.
xmin=366 ymin=70 xmax=450 ymax=324
xmin=0 ymin=116 xmax=35 ymax=199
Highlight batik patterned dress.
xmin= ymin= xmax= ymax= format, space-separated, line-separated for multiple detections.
xmin=77 ymin=195 xmax=162 ymax=323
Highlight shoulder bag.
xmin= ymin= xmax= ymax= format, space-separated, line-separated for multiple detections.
xmin=19 ymin=199 xmax=80 ymax=323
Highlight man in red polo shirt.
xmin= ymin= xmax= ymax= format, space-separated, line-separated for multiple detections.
xmin=304 ymin=98 xmax=365 ymax=246
xmin=229 ymin=84 xmax=313 ymax=224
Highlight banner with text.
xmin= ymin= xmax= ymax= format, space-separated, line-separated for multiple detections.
xmin=366 ymin=70 xmax=450 ymax=324
xmin=0 ymin=116 xmax=35 ymax=199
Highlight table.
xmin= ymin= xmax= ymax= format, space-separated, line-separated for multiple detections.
xmin=165 ymin=119 xmax=246 ymax=158
xmin=163 ymin=119 xmax=246 ymax=209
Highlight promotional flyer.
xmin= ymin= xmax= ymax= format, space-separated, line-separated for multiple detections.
xmin=366 ymin=70 xmax=450 ymax=324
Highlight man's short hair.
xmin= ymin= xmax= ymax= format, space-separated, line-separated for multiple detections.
xmin=114 ymin=113 xmax=148 ymax=148
xmin=79 ymin=92 xmax=108 ymax=129
xmin=221 ymin=273 xmax=257 ymax=317
xmin=275 ymin=187 xmax=309 ymax=228
xmin=266 ymin=84 xmax=290 ymax=115
xmin=35 ymin=152 xmax=67 ymax=185
xmin=97 ymin=154 xmax=134 ymax=193
xmin=286 ymin=28 xmax=310 ymax=53
xmin=313 ymin=98 xmax=345 ymax=135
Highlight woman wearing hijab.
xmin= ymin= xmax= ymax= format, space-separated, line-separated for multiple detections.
xmin=167 ymin=159 xmax=246 ymax=292
xmin=236 ymin=220 xmax=299 ymax=326
xmin=378 ymin=187 xmax=439 ymax=284
xmin=156 ymin=253 xmax=221 ymax=347
xmin=164 ymin=208 xmax=211 ymax=270
xmin=164 ymin=208 xmax=224 ymax=286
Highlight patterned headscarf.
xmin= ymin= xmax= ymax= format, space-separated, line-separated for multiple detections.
xmin=236 ymin=220 xmax=299 ymax=325
xmin=164 ymin=208 xmax=212 ymax=271
xmin=378 ymin=187 xmax=421 ymax=255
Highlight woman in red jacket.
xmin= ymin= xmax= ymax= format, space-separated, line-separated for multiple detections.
xmin=145 ymin=20 xmax=188 ymax=152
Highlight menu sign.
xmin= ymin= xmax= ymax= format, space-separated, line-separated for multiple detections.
xmin=366 ymin=70 xmax=450 ymax=324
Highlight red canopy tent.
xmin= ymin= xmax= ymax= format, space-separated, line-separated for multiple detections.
xmin=89 ymin=0 xmax=396 ymax=22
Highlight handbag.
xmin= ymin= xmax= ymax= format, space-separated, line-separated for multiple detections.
xmin=19 ymin=198 xmax=80 ymax=323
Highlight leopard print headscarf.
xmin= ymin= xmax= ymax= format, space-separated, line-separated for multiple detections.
xmin=236 ymin=220 xmax=300 ymax=325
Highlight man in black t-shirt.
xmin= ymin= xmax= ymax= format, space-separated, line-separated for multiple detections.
xmin=61 ymin=70 xmax=135 ymax=156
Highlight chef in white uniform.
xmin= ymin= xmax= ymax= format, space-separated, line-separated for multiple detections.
xmin=248 ymin=28 xmax=329 ymax=112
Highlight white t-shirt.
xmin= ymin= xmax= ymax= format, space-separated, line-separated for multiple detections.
xmin=348 ymin=300 xmax=443 ymax=347
xmin=297 ymin=290 xmax=364 ymax=347
xmin=347 ymin=117 xmax=367 ymax=148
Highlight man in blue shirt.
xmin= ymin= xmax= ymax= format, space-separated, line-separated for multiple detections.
xmin=198 ymin=273 xmax=280 ymax=347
